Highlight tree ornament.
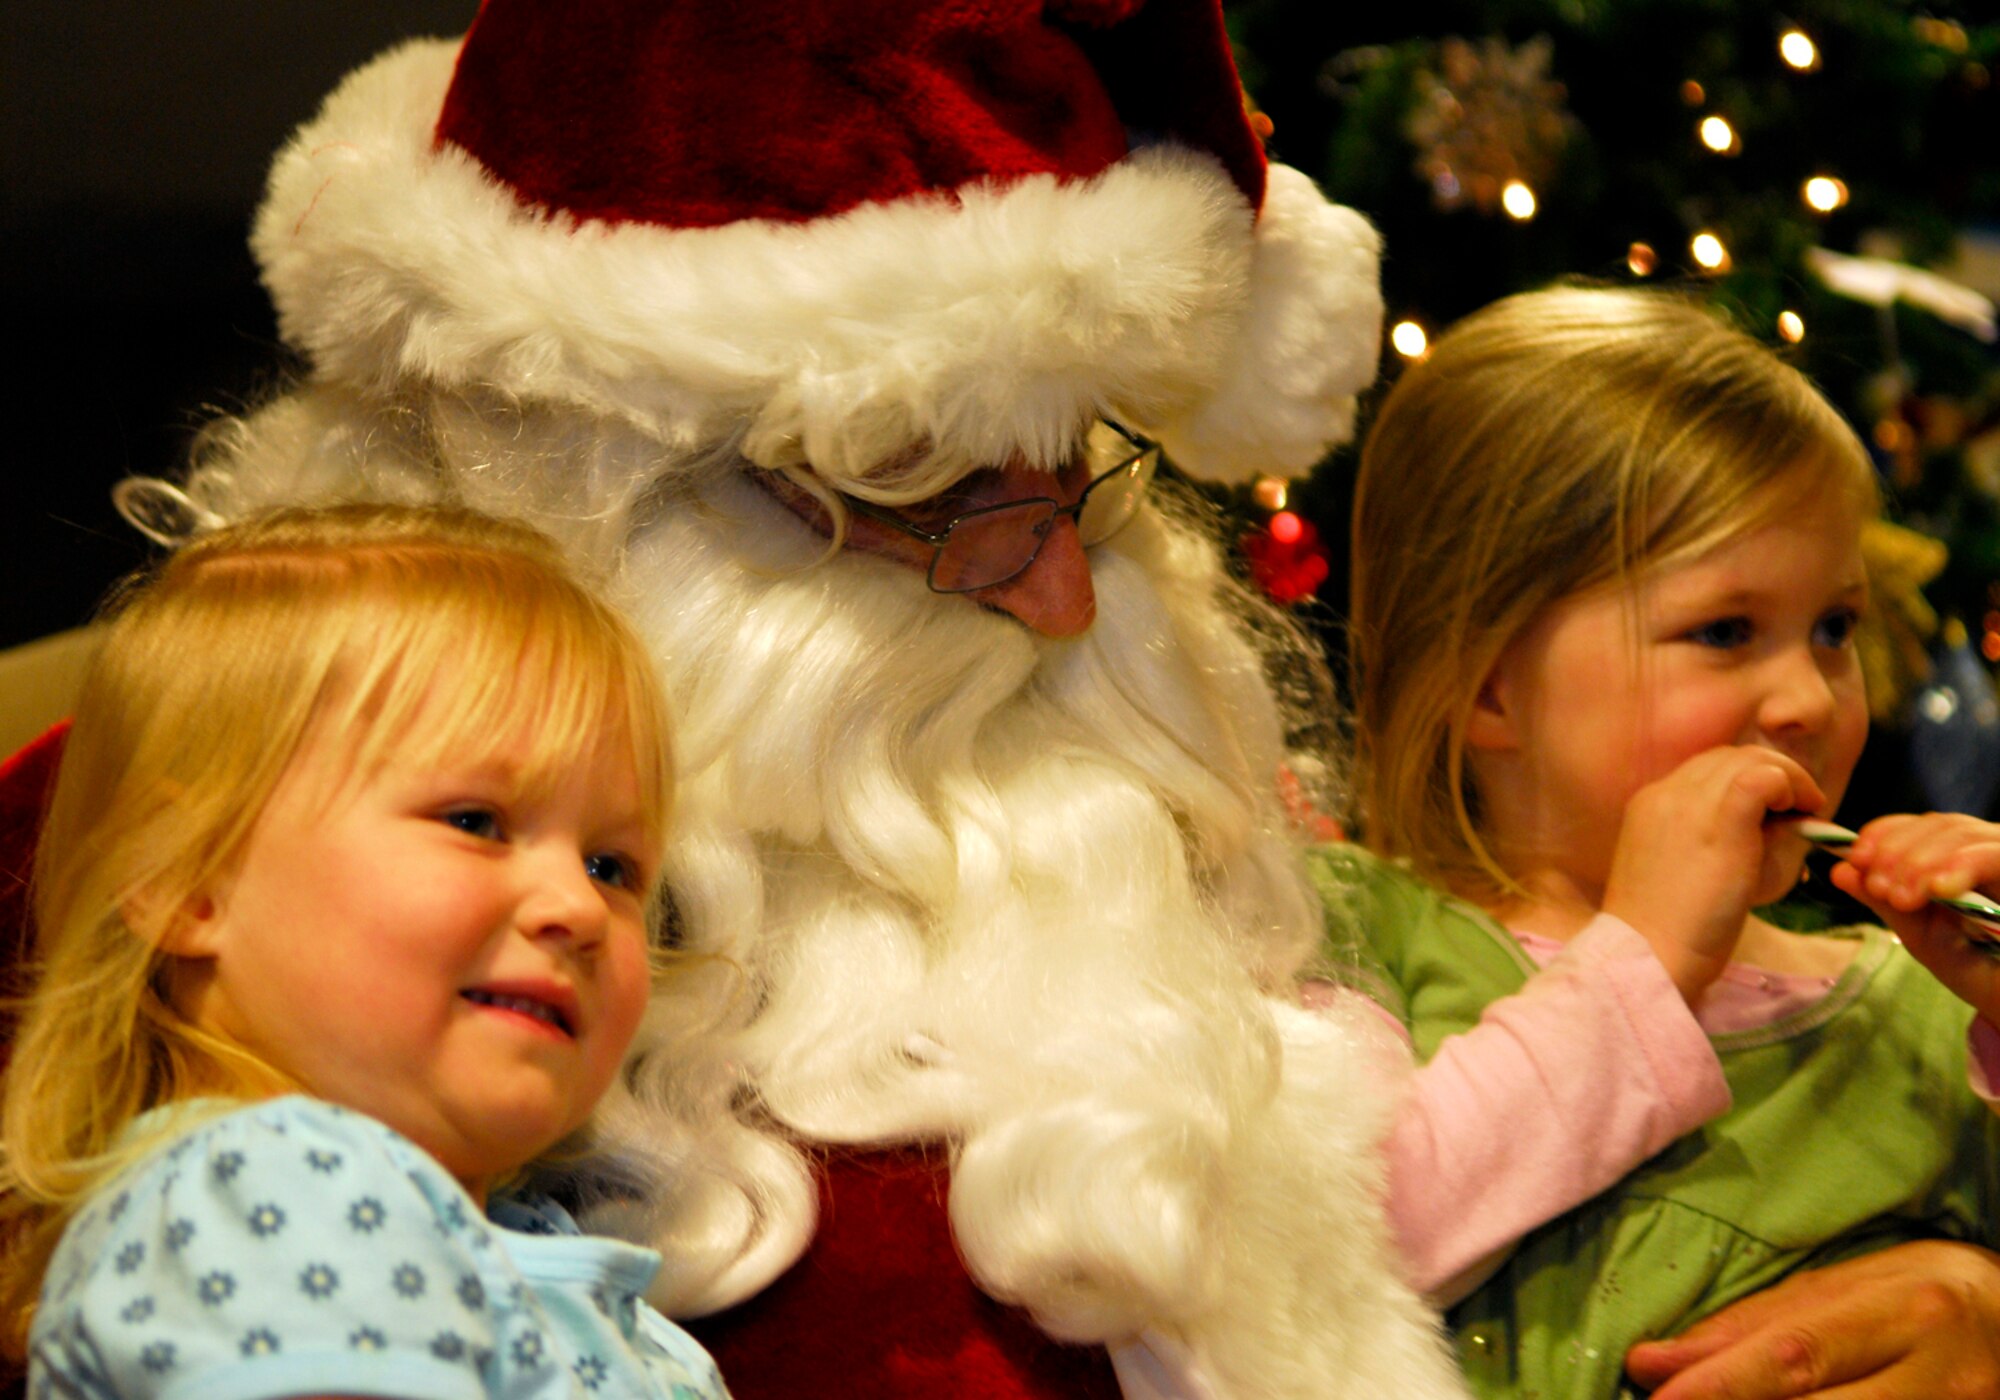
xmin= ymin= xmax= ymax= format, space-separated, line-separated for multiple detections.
xmin=1403 ymin=35 xmax=1574 ymax=215
xmin=1966 ymin=419 xmax=2000 ymax=505
xmin=1910 ymin=619 xmax=2000 ymax=817
xmin=1857 ymin=517 xmax=1948 ymax=725
xmin=1241 ymin=511 xmax=1331 ymax=604
xmin=1806 ymin=248 xmax=1998 ymax=343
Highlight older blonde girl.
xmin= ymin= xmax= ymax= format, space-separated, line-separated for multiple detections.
xmin=1333 ymin=285 xmax=2000 ymax=1398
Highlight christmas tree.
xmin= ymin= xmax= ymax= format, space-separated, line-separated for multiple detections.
xmin=1223 ymin=0 xmax=2000 ymax=821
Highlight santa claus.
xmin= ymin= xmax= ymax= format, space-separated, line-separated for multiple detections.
xmin=107 ymin=1 xmax=1469 ymax=1395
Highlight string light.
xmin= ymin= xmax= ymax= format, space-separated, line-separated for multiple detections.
xmin=1779 ymin=30 xmax=1819 ymax=72
xmin=1690 ymin=231 xmax=1730 ymax=271
xmin=1873 ymin=418 xmax=1914 ymax=453
xmin=1777 ymin=310 xmax=1805 ymax=342
xmin=1698 ymin=115 xmax=1740 ymax=154
xmin=1802 ymin=175 xmax=1849 ymax=212
xmin=1391 ymin=320 xmax=1430 ymax=358
xmin=1501 ymin=180 xmax=1538 ymax=220
xmin=1627 ymin=242 xmax=1658 ymax=276
xmin=1679 ymin=79 xmax=1706 ymax=106
xmin=1269 ymin=511 xmax=1305 ymax=545
xmin=1252 ymin=476 xmax=1289 ymax=512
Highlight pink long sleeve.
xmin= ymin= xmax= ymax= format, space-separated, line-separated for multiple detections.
xmin=1375 ymin=914 xmax=1730 ymax=1305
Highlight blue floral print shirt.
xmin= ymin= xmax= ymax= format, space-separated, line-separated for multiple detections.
xmin=29 ymin=1096 xmax=729 ymax=1400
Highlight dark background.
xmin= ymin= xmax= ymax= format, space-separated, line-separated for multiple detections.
xmin=2 ymin=2 xmax=477 ymax=651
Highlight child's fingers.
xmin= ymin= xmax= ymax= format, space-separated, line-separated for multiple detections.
xmin=1831 ymin=859 xmax=1936 ymax=939
xmin=1621 ymin=750 xmax=1802 ymax=847
xmin=1851 ymin=811 xmax=1994 ymax=860
xmin=1849 ymin=814 xmax=2000 ymax=905
xmin=1740 ymin=749 xmax=1825 ymax=816
xmin=1663 ymin=747 xmax=1822 ymax=829
xmin=1828 ymin=858 xmax=1894 ymax=917
xmin=1919 ymin=822 xmax=2000 ymax=900
xmin=1834 ymin=861 xmax=2000 ymax=1019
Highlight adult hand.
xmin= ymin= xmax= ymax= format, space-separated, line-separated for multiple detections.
xmin=1623 ymin=1240 xmax=2000 ymax=1399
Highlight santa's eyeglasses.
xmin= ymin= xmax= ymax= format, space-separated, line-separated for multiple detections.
xmin=839 ymin=421 xmax=1160 ymax=594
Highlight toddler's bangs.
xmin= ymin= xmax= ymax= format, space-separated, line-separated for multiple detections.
xmin=320 ymin=556 xmax=673 ymax=841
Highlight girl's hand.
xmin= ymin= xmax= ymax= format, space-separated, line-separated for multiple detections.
xmin=1602 ymin=746 xmax=1827 ymax=1004
xmin=1829 ymin=812 xmax=2000 ymax=1021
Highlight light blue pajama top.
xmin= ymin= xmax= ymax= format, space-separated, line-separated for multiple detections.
xmin=29 ymin=1096 xmax=729 ymax=1399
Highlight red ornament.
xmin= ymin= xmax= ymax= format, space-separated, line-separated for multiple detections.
xmin=1242 ymin=512 xmax=1330 ymax=603
xmin=1276 ymin=764 xmax=1345 ymax=843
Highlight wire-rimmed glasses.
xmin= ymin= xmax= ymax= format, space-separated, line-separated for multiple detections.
xmin=840 ymin=421 xmax=1160 ymax=593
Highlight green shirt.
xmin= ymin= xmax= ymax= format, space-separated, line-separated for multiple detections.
xmin=1313 ymin=844 xmax=1999 ymax=1399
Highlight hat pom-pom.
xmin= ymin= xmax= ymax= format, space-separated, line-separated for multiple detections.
xmin=1158 ymin=165 xmax=1384 ymax=483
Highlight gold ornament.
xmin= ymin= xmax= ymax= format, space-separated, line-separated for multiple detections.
xmin=1405 ymin=35 xmax=1574 ymax=215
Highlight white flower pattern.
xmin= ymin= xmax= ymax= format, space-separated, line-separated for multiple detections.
xmin=27 ymin=1097 xmax=728 ymax=1398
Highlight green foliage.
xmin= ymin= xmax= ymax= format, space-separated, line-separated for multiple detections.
xmin=1222 ymin=0 xmax=2000 ymax=714
xmin=1213 ymin=2 xmax=2000 ymax=820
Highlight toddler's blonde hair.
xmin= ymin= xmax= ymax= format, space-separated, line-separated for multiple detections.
xmin=0 ymin=502 xmax=674 ymax=1354
xmin=1349 ymin=285 xmax=1877 ymax=901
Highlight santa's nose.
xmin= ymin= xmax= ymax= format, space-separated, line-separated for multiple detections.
xmin=969 ymin=511 xmax=1096 ymax=636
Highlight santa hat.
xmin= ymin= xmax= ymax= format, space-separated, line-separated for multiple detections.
xmin=252 ymin=0 xmax=1383 ymax=483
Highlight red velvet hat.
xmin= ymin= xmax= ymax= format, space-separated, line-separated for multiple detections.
xmin=437 ymin=0 xmax=1267 ymax=229
xmin=253 ymin=0 xmax=1383 ymax=482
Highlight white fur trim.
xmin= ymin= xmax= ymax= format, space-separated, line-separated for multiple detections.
xmin=1157 ymin=165 xmax=1385 ymax=480
xmin=255 ymin=39 xmax=1380 ymax=482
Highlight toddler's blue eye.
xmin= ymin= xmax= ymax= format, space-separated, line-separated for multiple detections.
xmin=442 ymin=807 xmax=502 ymax=840
xmin=1813 ymin=608 xmax=1859 ymax=648
xmin=1686 ymin=617 xmax=1752 ymax=649
xmin=585 ymin=852 xmax=637 ymax=890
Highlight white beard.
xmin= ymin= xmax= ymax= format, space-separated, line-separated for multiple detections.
xmin=602 ymin=475 xmax=1461 ymax=1399
xmin=179 ymin=390 xmax=1463 ymax=1399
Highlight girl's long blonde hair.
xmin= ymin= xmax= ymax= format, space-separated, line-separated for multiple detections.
xmin=0 ymin=502 xmax=674 ymax=1356
xmin=1349 ymin=285 xmax=1878 ymax=902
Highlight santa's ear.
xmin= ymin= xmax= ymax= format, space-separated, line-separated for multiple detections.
xmin=1463 ymin=661 xmax=1522 ymax=752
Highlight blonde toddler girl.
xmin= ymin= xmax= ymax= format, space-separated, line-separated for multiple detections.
xmin=0 ymin=504 xmax=728 ymax=1399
